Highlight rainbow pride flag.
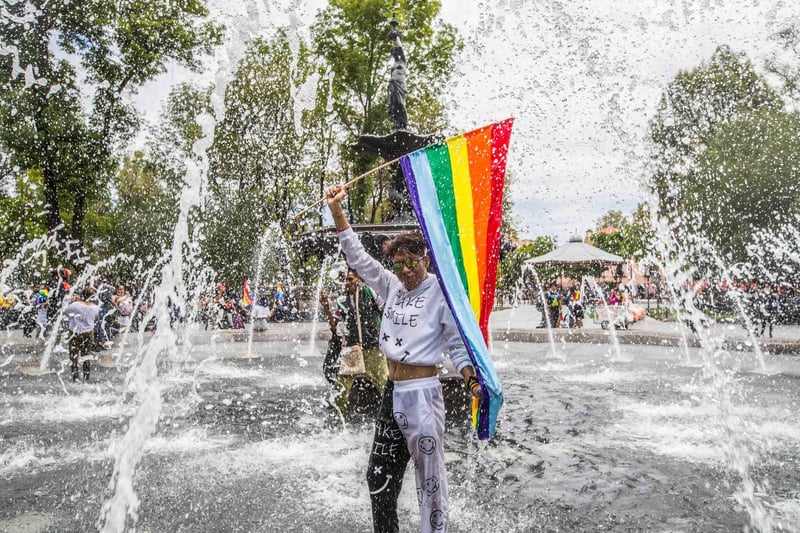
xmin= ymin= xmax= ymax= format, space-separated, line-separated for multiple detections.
xmin=243 ymin=279 xmax=253 ymax=309
xmin=399 ymin=118 xmax=513 ymax=440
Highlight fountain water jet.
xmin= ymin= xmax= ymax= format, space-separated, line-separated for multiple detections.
xmin=244 ymin=222 xmax=293 ymax=358
xmin=95 ymin=0 xmax=315 ymax=524
xmin=525 ymin=264 xmax=559 ymax=359
xmin=2 ymin=2 xmax=800 ymax=532
xmin=581 ymin=275 xmax=625 ymax=361
xmin=643 ymin=197 xmax=785 ymax=532
xmin=302 ymin=255 xmax=332 ymax=358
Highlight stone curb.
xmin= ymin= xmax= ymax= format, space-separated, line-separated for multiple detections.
xmin=493 ymin=328 xmax=800 ymax=355
xmin=3 ymin=325 xmax=799 ymax=358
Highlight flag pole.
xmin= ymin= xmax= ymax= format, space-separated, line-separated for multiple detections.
xmin=292 ymin=156 xmax=401 ymax=220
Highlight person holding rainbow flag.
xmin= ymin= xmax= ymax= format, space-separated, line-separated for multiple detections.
xmin=272 ymin=283 xmax=290 ymax=322
xmin=326 ymin=183 xmax=481 ymax=533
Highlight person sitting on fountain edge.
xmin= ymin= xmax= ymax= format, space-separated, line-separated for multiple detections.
xmin=325 ymin=183 xmax=482 ymax=533
xmin=320 ymin=268 xmax=388 ymax=418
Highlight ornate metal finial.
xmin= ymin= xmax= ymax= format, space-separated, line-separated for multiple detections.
xmin=386 ymin=14 xmax=408 ymax=131
xmin=388 ymin=12 xmax=401 ymax=46
xmin=353 ymin=7 xmax=439 ymax=222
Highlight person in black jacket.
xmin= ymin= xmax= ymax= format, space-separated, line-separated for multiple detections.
xmin=320 ymin=268 xmax=388 ymax=417
xmin=758 ymin=286 xmax=782 ymax=338
xmin=45 ymin=267 xmax=71 ymax=334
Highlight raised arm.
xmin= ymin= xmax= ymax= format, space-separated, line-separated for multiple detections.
xmin=319 ymin=291 xmax=338 ymax=331
xmin=326 ymin=184 xmax=351 ymax=233
xmin=326 ymin=184 xmax=395 ymax=300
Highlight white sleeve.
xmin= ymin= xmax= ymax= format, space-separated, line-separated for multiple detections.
xmin=372 ymin=290 xmax=385 ymax=310
xmin=439 ymin=300 xmax=472 ymax=373
xmin=338 ymin=228 xmax=396 ymax=302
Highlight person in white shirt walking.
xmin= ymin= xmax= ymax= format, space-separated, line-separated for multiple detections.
xmin=250 ymin=296 xmax=272 ymax=331
xmin=63 ymin=286 xmax=100 ymax=382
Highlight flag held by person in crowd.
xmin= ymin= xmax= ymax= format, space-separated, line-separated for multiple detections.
xmin=399 ymin=118 xmax=514 ymax=440
xmin=243 ymin=279 xmax=253 ymax=309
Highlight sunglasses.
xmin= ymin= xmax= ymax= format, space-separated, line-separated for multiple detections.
xmin=391 ymin=255 xmax=425 ymax=273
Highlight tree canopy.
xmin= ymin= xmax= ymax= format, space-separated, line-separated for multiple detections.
xmin=590 ymin=204 xmax=654 ymax=262
xmin=647 ymin=45 xmax=797 ymax=272
xmin=0 ymin=2 xmax=527 ymax=293
xmin=691 ymin=108 xmax=800 ymax=263
xmin=0 ymin=0 xmax=222 ymax=265
xmin=765 ymin=25 xmax=800 ymax=104
xmin=310 ymin=0 xmax=463 ymax=221
xmin=201 ymin=31 xmax=326 ymax=284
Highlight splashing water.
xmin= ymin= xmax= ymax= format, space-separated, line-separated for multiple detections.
xmin=245 ymin=222 xmax=291 ymax=358
xmin=96 ymin=1 xmax=315 ymax=527
xmin=303 ymin=255 xmax=332 ymax=358
xmin=581 ymin=275 xmax=624 ymax=361
xmin=2 ymin=2 xmax=799 ymax=532
xmin=524 ymin=264 xmax=559 ymax=358
xmin=643 ymin=195 xmax=784 ymax=532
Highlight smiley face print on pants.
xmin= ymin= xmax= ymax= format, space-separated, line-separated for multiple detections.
xmin=418 ymin=436 xmax=436 ymax=455
xmin=430 ymin=510 xmax=445 ymax=530
xmin=393 ymin=412 xmax=408 ymax=430
xmin=424 ymin=475 xmax=439 ymax=496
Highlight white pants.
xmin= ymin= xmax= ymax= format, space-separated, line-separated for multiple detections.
xmin=393 ymin=377 xmax=449 ymax=532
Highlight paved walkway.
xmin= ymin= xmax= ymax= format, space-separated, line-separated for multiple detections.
xmin=3 ymin=304 xmax=799 ymax=362
xmin=489 ymin=304 xmax=800 ymax=354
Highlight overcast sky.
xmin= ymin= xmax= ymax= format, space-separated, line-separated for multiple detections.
xmin=133 ymin=0 xmax=798 ymax=244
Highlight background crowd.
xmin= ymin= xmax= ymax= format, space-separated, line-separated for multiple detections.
xmin=2 ymin=270 xmax=799 ymax=343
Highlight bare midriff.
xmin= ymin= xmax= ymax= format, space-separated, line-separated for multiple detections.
xmin=387 ymin=360 xmax=437 ymax=381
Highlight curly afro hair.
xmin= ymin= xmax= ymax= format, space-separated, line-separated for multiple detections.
xmin=382 ymin=232 xmax=427 ymax=259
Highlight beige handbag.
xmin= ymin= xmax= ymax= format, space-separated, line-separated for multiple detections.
xmin=338 ymin=288 xmax=366 ymax=376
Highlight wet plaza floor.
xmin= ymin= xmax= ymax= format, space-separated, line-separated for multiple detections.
xmin=2 ymin=336 xmax=800 ymax=532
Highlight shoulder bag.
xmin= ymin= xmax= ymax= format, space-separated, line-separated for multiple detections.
xmin=338 ymin=288 xmax=366 ymax=376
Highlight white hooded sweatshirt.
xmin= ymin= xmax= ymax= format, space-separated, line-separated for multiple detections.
xmin=338 ymin=228 xmax=471 ymax=373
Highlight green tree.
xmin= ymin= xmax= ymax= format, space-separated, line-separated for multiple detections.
xmin=650 ymin=46 xmax=782 ymax=180
xmin=590 ymin=205 xmax=653 ymax=261
xmin=103 ymin=152 xmax=179 ymax=283
xmin=149 ymin=83 xmax=214 ymax=182
xmin=500 ymin=171 xmax=522 ymax=242
xmin=590 ymin=229 xmax=625 ymax=257
xmin=595 ymin=210 xmax=626 ymax=231
xmin=298 ymin=64 xmax=340 ymax=229
xmin=691 ymin=108 xmax=800 ymax=263
xmin=311 ymin=0 xmax=462 ymax=221
xmin=0 ymin=0 xmax=222 ymax=263
xmin=0 ymin=171 xmax=49 ymax=281
xmin=203 ymin=31 xmax=320 ymax=284
xmin=647 ymin=46 xmax=786 ymax=268
xmin=498 ymin=236 xmax=557 ymax=291
xmin=628 ymin=204 xmax=656 ymax=258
